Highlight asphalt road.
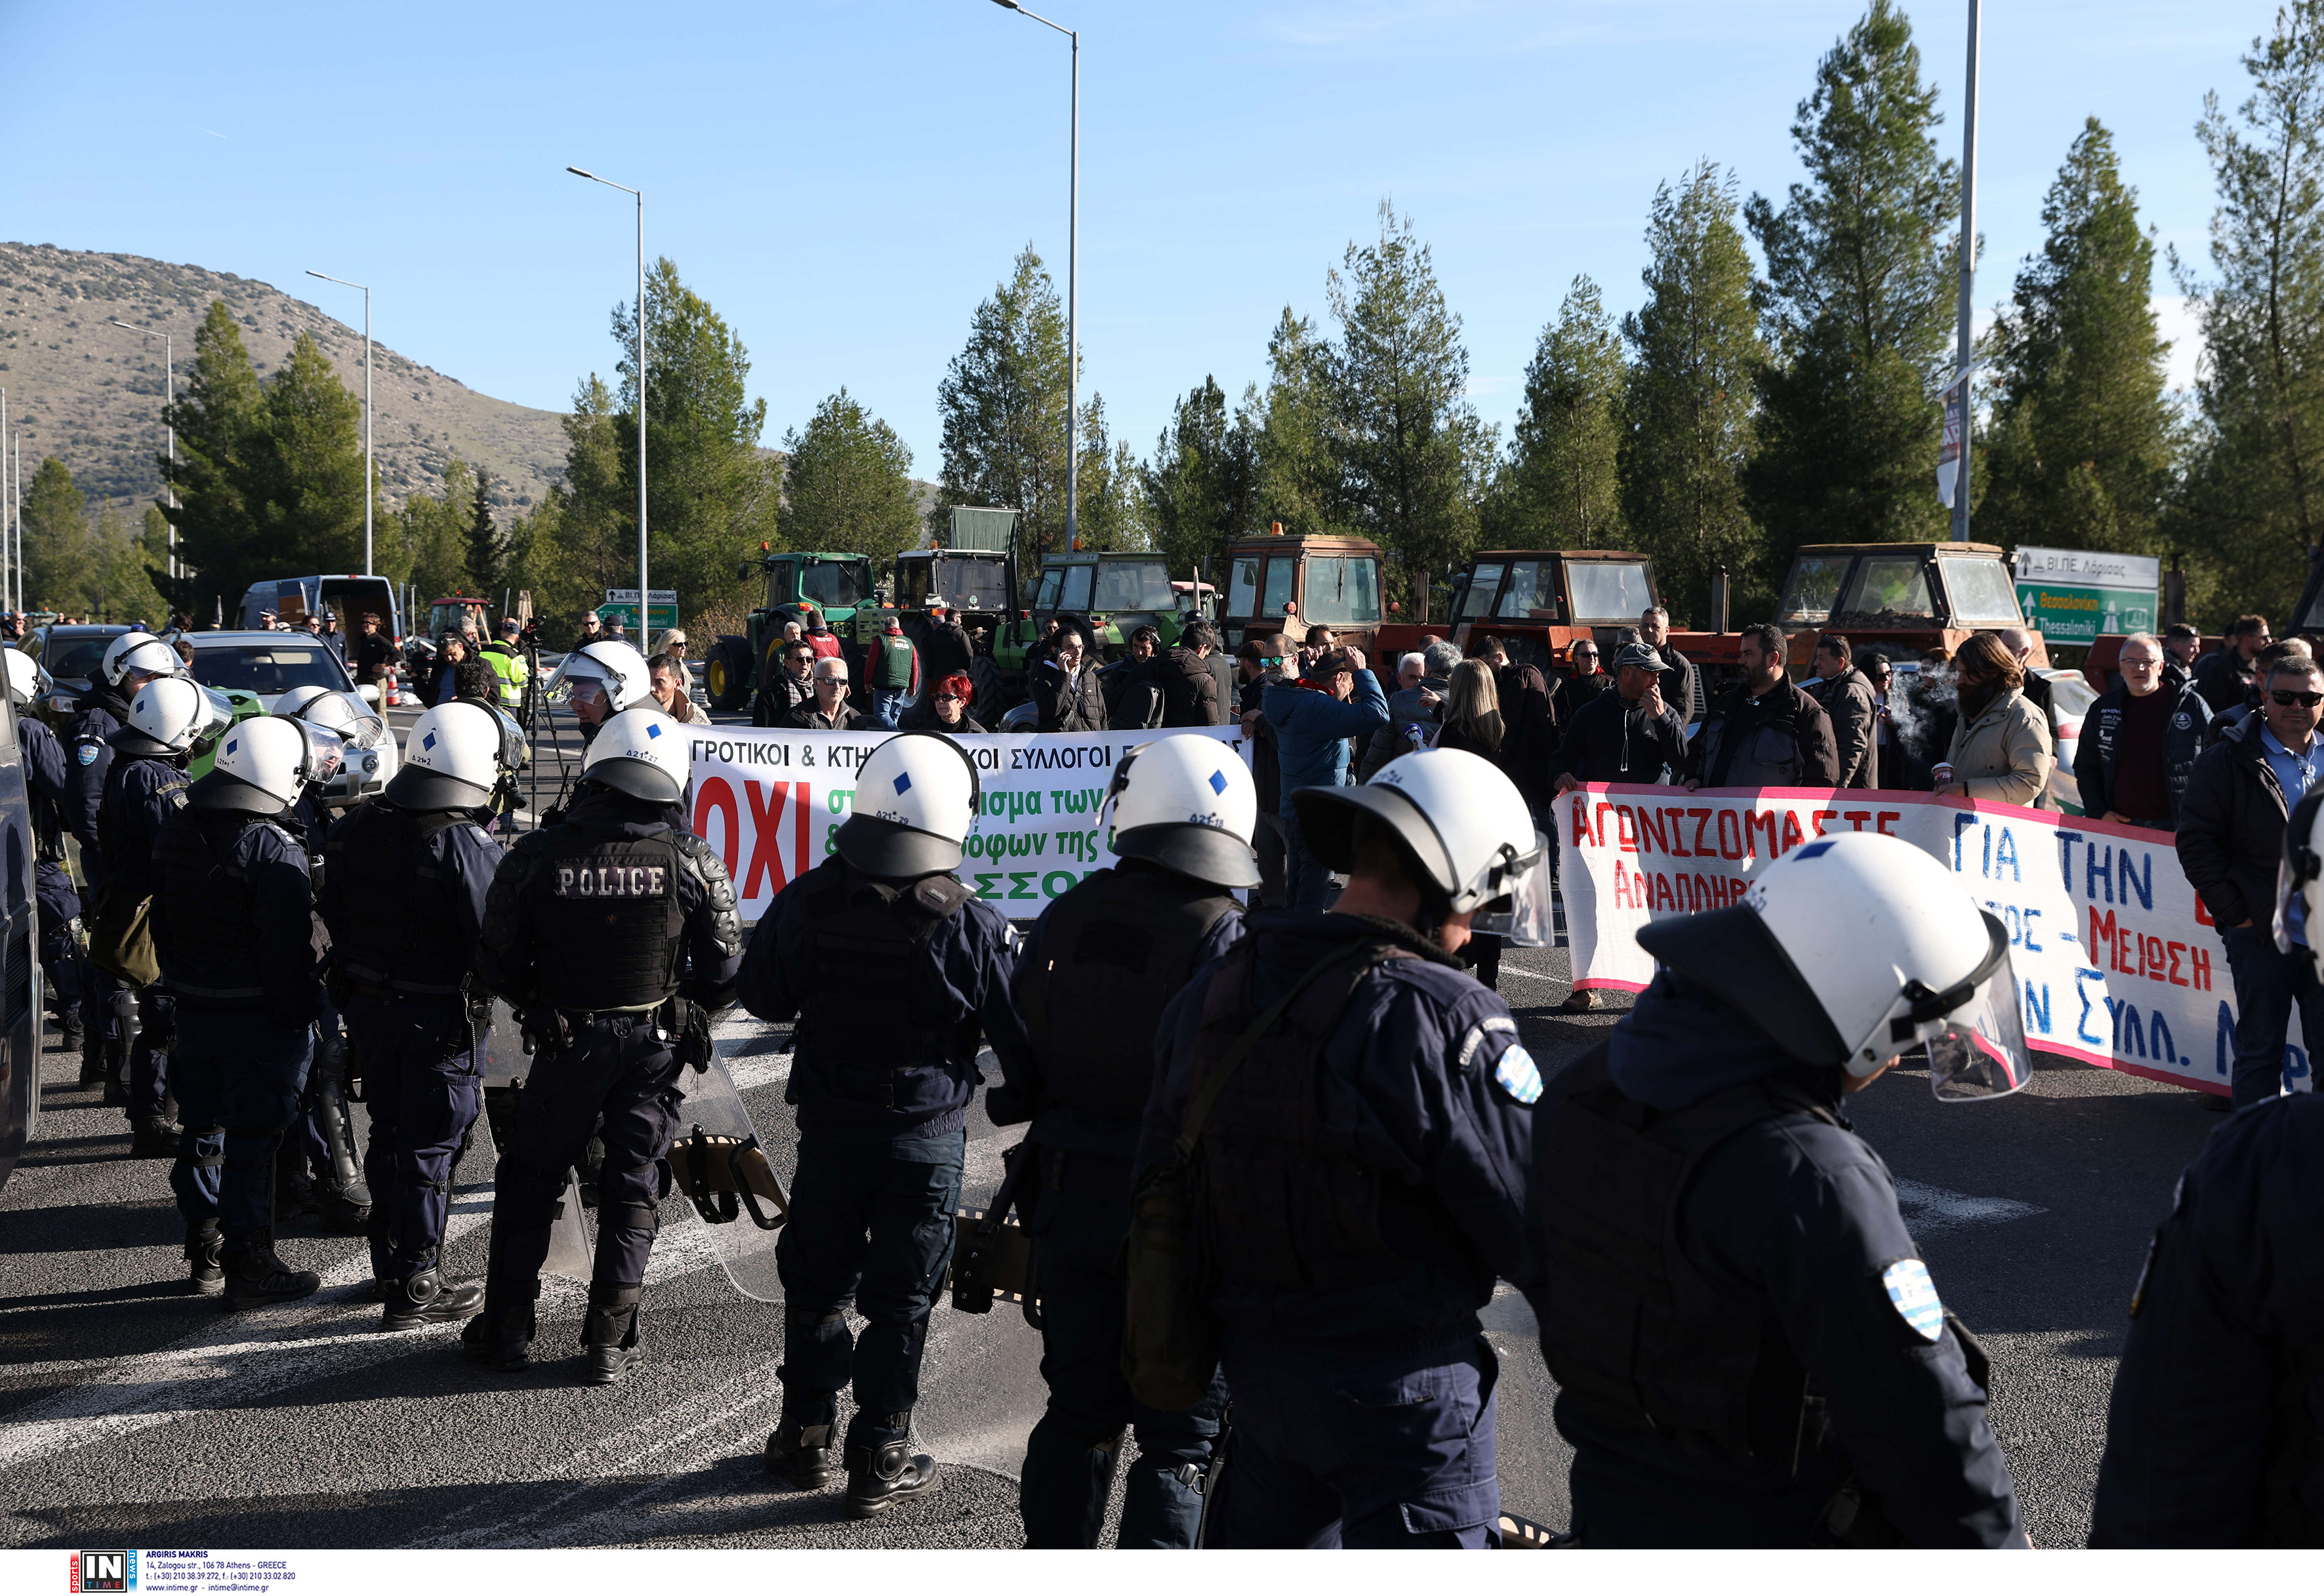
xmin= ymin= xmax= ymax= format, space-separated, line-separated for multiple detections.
xmin=0 ymin=707 xmax=2227 ymax=1549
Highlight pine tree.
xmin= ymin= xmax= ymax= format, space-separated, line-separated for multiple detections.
xmin=22 ymin=457 xmax=96 ymax=613
xmin=467 ymin=466 xmax=506 ymax=596
xmin=779 ymin=388 xmax=924 ymax=569
xmin=1145 ymin=375 xmax=1258 ymax=575
xmin=391 ymin=456 xmax=479 ymax=607
xmin=1326 ymin=203 xmax=1496 ymax=594
xmin=1744 ymin=1 xmax=1963 ymax=569
xmin=934 ymin=245 xmax=1075 ymax=562
xmin=245 ymin=333 xmax=367 ymax=577
xmin=1070 ymin=398 xmax=1152 ymax=553
xmin=1491 ymin=275 xmax=1626 ymax=551
xmin=159 ymin=299 xmax=264 ymax=613
xmin=1239 ymin=308 xmax=1347 ymax=539
xmin=1621 ymin=162 xmax=1768 ymax=623
xmin=1977 ymin=119 xmax=2176 ymax=560
xmin=553 ymin=375 xmax=636 ymax=616
xmin=2172 ymin=1 xmax=2324 ymax=624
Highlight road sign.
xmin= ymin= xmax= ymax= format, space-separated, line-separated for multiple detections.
xmin=596 ymin=601 xmax=678 ymax=634
xmin=2013 ymin=546 xmax=2158 ymax=647
xmin=605 ymin=588 xmax=678 ymax=605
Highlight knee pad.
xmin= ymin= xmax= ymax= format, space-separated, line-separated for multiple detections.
xmin=597 ymin=1198 xmax=661 ymax=1237
xmin=785 ymin=1305 xmax=849 ymax=1329
xmin=495 ymin=1155 xmax=567 ymax=1208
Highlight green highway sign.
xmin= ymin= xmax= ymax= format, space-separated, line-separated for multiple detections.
xmin=2012 ymin=546 xmax=2158 ymax=647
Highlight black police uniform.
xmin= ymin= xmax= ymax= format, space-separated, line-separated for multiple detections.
xmin=737 ymin=854 xmax=1030 ymax=1481
xmin=994 ymin=861 xmax=1242 ymax=1548
xmin=22 ymin=714 xmax=85 ymax=1044
xmin=98 ymin=731 xmax=189 ymax=1133
xmin=66 ymin=678 xmax=135 ymax=1079
xmin=321 ymin=794 xmax=500 ymax=1307
xmin=1531 ymin=973 xmax=2025 ymax=1547
xmin=151 ymin=785 xmax=329 ymax=1301
xmin=1137 ymin=909 xmax=1539 ymax=1548
xmin=2091 ymin=1091 xmax=2324 ymax=1545
xmin=471 ymin=782 xmax=743 ymax=1374
xmin=280 ymin=786 xmax=368 ymax=1229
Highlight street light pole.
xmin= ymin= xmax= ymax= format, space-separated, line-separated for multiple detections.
xmin=992 ymin=0 xmax=1078 ymax=558
xmin=1 ymin=388 xmax=11 ymax=615
xmin=108 ymin=321 xmax=178 ymax=583
xmin=304 ymin=273 xmax=373 ymax=574
xmin=569 ymin=167 xmax=649 ymax=630
xmin=1951 ymin=0 xmax=1981 ymax=544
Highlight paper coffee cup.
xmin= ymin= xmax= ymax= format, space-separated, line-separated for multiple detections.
xmin=1932 ymin=762 xmax=1955 ymax=785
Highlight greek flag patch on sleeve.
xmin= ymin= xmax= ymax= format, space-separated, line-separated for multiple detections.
xmin=1882 ymin=1258 xmax=1946 ymax=1341
xmin=1492 ymin=1042 xmax=1543 ymax=1105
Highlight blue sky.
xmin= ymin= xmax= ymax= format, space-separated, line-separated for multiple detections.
xmin=2 ymin=1 xmax=2272 ymax=474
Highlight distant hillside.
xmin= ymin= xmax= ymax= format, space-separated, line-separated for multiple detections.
xmin=0 ymin=242 xmax=572 ymax=517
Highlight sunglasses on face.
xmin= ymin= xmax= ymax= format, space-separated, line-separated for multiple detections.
xmin=2272 ymin=689 xmax=2324 ymax=707
xmin=935 ymin=693 xmax=964 ymax=704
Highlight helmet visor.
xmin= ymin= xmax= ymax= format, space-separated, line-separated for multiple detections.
xmin=484 ymin=703 xmax=528 ymax=771
xmin=297 ymin=722 xmax=348 ymax=788
xmin=1925 ymin=954 xmax=2031 ymax=1102
xmin=307 ymin=690 xmax=386 ymax=749
xmin=194 ymin=687 xmax=237 ymax=748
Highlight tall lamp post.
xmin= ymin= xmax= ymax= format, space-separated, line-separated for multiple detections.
xmin=990 ymin=0 xmax=1078 ymax=556
xmin=108 ymin=321 xmax=178 ymax=583
xmin=1 ymin=388 xmax=12 ymax=614
xmin=1949 ymin=0 xmax=1982 ymax=544
xmin=569 ymin=166 xmax=649 ymax=626
xmin=304 ymin=272 xmax=373 ymax=575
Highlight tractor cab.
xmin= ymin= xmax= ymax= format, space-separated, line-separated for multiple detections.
xmin=1218 ymin=530 xmax=1384 ymax=655
xmin=1767 ymin=541 xmax=2038 ymax=666
xmin=1374 ymin=550 xmax=1657 ymax=673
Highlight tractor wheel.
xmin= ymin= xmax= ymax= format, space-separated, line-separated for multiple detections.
xmin=706 ymin=637 xmax=751 ymax=712
xmin=970 ymin=655 xmax=1010 ymax=716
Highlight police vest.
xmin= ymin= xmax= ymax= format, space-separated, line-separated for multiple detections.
xmin=874 ymin=636 xmax=916 ymax=690
xmin=327 ymin=800 xmax=479 ymax=998
xmin=1533 ymin=1045 xmax=1840 ymax=1462
xmin=1191 ymin=933 xmax=1463 ymax=1294
xmin=793 ymin=858 xmax=977 ymax=1076
xmin=99 ymin=756 xmax=188 ymax=887
xmin=155 ymin=811 xmax=277 ymax=1004
xmin=514 ymin=825 xmax=688 ymax=1012
xmin=1019 ymin=867 xmax=1236 ymax=1124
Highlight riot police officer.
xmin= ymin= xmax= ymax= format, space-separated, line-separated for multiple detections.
xmin=152 ymin=714 xmax=338 ymax=1306
xmin=466 ymin=705 xmax=743 ymax=1382
xmin=100 ymin=677 xmax=222 ymax=1157
xmin=1135 ymin=748 xmax=1545 ymax=1548
xmin=994 ymin=734 xmax=1254 ymax=1547
xmin=323 ymin=701 xmax=516 ymax=1331
xmin=1532 ymin=831 xmax=2028 ymax=1547
xmin=8 ymin=653 xmax=87 ymax=1057
xmin=740 ymin=731 xmax=1030 ymax=1517
xmin=2091 ymin=785 xmax=2324 ymax=1545
xmin=68 ymin=630 xmax=185 ymax=1097
xmin=538 ymin=640 xmax=655 ymax=825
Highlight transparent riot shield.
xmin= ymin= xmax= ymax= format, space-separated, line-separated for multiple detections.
xmin=468 ymin=1000 xmax=594 ymax=1282
xmin=670 ymin=1054 xmax=787 ymax=1302
xmin=542 ymin=1168 xmax=596 ymax=1282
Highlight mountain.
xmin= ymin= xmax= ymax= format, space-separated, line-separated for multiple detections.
xmin=0 ymin=241 xmax=571 ymax=518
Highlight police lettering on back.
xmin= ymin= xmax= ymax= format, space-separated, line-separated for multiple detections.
xmin=554 ymin=863 xmax=669 ymax=899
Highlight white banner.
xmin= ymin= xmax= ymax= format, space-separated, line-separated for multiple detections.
xmin=682 ymin=726 xmax=1249 ymax=921
xmin=1555 ymin=783 xmax=2310 ymax=1099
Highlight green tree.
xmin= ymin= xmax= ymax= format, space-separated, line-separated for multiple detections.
xmin=1238 ymin=308 xmax=1348 ymax=540
xmin=502 ymin=489 xmax=597 ymax=648
xmin=1745 ymin=1 xmax=1963 ymax=569
xmin=553 ymin=374 xmax=637 ymax=616
xmin=390 ymin=456 xmax=480 ymax=609
xmin=22 ymin=456 xmax=97 ymax=613
xmin=779 ymin=388 xmax=923 ymax=570
xmin=933 ymin=245 xmax=1074 ymax=562
xmin=245 ymin=333 xmax=367 ymax=573
xmin=1621 ymin=162 xmax=1768 ymax=623
xmin=1978 ymin=119 xmax=2176 ymax=561
xmin=106 ymin=505 xmax=174 ymax=625
xmin=1326 ymin=203 xmax=1496 ymax=595
xmin=1490 ymin=274 xmax=1627 ymax=552
xmin=591 ymin=258 xmax=780 ymax=620
xmin=2171 ymin=2 xmax=2324 ymax=623
xmin=467 ymin=466 xmax=506 ymax=596
xmin=1145 ymin=375 xmax=1258 ymax=574
xmin=1070 ymin=398 xmax=1152 ymax=554
xmin=159 ymin=299 xmax=264 ymax=613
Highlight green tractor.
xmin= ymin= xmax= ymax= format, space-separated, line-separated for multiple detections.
xmin=993 ymin=551 xmax=1217 ymax=672
xmin=707 ymin=548 xmax=876 ymax=714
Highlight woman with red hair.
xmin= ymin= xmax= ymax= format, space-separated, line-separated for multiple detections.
xmin=927 ymin=671 xmax=987 ymax=733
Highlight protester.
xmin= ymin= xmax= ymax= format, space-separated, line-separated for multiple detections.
xmin=1807 ymin=632 xmax=1878 ymax=788
xmin=1433 ymin=659 xmax=1503 ymax=762
xmin=649 ymin=653 xmax=712 ymax=726
xmin=1688 ymin=623 xmax=1839 ymax=790
xmin=1551 ymin=642 xmax=1688 ymax=793
xmin=1236 ymin=636 xmax=1290 ymax=908
xmin=1157 ymin=623 xmax=1222 ymax=727
xmin=351 ymin=613 xmax=394 ymax=689
xmin=2162 ymin=621 xmax=2202 ymax=693
xmin=1107 ymin=626 xmax=1166 ymax=729
xmin=1480 ymin=639 xmax=1560 ymax=815
xmin=2192 ymin=615 xmax=2273 ymax=716
xmin=1938 ymin=632 xmax=2054 ymax=808
xmin=2073 ymin=632 xmax=2205 ymax=830
xmin=1032 ymin=618 xmax=1108 ymax=733
xmin=1638 ymin=605 xmax=1699 ymax=727
xmin=785 ymin=658 xmax=872 ymax=731
xmin=1997 ymin=626 xmax=2054 ymax=725
xmin=919 ymin=604 xmax=975 ymax=689
xmin=868 ymin=618 xmax=919 ymax=730
xmin=1262 ymin=644 xmax=1389 ymax=911
xmin=2177 ymin=652 xmax=2324 ymax=1109
xmin=2205 ymin=639 xmax=2315 ymax=747
xmin=803 ymin=607 xmax=843 ymax=662
xmin=1863 ymin=654 xmax=1912 ymax=788
xmin=1552 ymin=638 xmax=1613 ymax=726
xmin=427 ymin=634 xmax=470 ymax=706
xmin=925 ymin=672 xmax=986 ymax=734
xmin=1358 ymin=640 xmax=1456 ymax=781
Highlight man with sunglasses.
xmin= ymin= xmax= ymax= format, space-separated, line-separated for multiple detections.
xmin=785 ymin=658 xmax=872 ymax=731
xmin=2179 ymin=654 xmax=2324 ymax=1108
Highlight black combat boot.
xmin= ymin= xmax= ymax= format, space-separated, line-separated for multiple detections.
xmin=77 ymin=1022 xmax=104 ymax=1086
xmin=381 ymin=1265 xmax=486 ymax=1332
xmin=579 ymin=1282 xmax=643 ymax=1385
xmin=460 ymin=1284 xmax=538 ymax=1372
xmin=59 ymin=1015 xmax=83 ymax=1055
xmin=220 ymin=1231 xmax=321 ymax=1309
xmin=274 ymin=1139 xmax=319 ymax=1222
xmin=845 ymin=1417 xmax=939 ymax=1518
xmin=315 ymin=1188 xmax=373 ymax=1234
xmin=764 ymin=1398 xmax=840 ymax=1490
xmin=130 ymin=1116 xmax=181 ymax=1159
xmin=184 ymin=1224 xmax=224 ymax=1297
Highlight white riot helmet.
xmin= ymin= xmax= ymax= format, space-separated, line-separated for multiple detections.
xmin=99 ymin=630 xmax=183 ymax=689
xmin=389 ymin=700 xmax=515 ymax=809
xmin=1292 ymin=747 xmax=1543 ymax=920
xmin=1637 ymin=830 xmax=2029 ymax=1101
xmin=273 ymin=684 xmax=386 ymax=749
xmin=1103 ymin=733 xmax=1259 ymax=890
xmin=579 ymin=705 xmax=691 ymax=806
xmin=838 ymin=731 xmax=981 ymax=879
xmin=190 ymin=714 xmax=344 ymax=815
xmin=3 ymin=649 xmax=52 ymax=707
xmin=112 ymin=676 xmax=234 ymax=758
xmin=548 ymin=640 xmax=653 ymax=716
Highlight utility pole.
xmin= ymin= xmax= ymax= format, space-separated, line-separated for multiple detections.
xmin=108 ymin=322 xmax=178 ymax=581
xmin=1 ymin=388 xmax=10 ymax=616
xmin=569 ymin=167 xmax=649 ymax=621
xmin=1951 ymin=0 xmax=1982 ymax=544
xmin=992 ymin=1 xmax=1078 ymax=558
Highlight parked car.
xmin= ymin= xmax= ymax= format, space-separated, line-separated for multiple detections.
xmin=17 ymin=623 xmax=134 ymax=728
xmin=180 ymin=632 xmax=398 ymax=803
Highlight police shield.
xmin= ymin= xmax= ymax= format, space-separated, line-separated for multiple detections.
xmin=542 ymin=1168 xmax=596 ymax=1283
xmin=467 ymin=1000 xmax=595 ymax=1282
xmin=670 ymin=1054 xmax=788 ymax=1302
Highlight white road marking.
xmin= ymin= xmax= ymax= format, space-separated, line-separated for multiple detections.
xmin=1893 ymin=1177 xmax=2046 ymax=1234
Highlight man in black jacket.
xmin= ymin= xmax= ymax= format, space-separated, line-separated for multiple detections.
xmin=2177 ymin=654 xmax=2324 ymax=1108
xmin=1551 ymin=643 xmax=1688 ymax=792
xmin=1157 ymin=623 xmax=1222 ymax=727
xmin=1807 ymin=633 xmax=1878 ymax=789
xmin=1639 ymin=607 xmax=1698 ymax=727
xmin=2073 ymin=632 xmax=2206 ymax=830
xmin=2193 ymin=614 xmax=2273 ymax=717
xmin=1690 ymin=624 xmax=1840 ymax=790
xmin=784 ymin=659 xmax=874 ymax=731
xmin=1034 ymin=619 xmax=1109 ymax=733
xmin=1551 ymin=639 xmax=1614 ymax=727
